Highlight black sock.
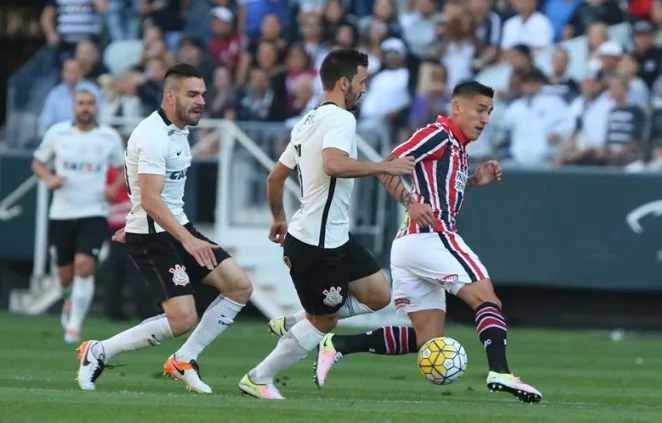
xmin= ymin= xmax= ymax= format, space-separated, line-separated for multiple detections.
xmin=475 ymin=302 xmax=510 ymax=374
xmin=332 ymin=326 xmax=417 ymax=355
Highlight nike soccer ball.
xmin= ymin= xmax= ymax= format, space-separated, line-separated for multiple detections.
xmin=417 ymin=337 xmax=467 ymax=385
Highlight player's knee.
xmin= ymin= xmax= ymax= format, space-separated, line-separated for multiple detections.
xmin=166 ymin=309 xmax=198 ymax=337
xmin=73 ymin=256 xmax=95 ymax=278
xmin=458 ymin=279 xmax=501 ymax=310
xmin=306 ymin=313 xmax=338 ymax=333
xmin=362 ymin=291 xmax=390 ymax=312
xmin=225 ymin=276 xmax=253 ymax=304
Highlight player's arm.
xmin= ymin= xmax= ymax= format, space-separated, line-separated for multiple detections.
xmin=31 ymin=128 xmax=65 ymax=190
xmin=322 ymin=113 xmax=413 ymax=178
xmin=266 ymin=143 xmax=295 ymax=245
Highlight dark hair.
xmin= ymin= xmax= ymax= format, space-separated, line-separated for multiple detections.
xmin=165 ymin=63 xmax=203 ymax=81
xmin=452 ymin=81 xmax=494 ymax=99
xmin=319 ymin=49 xmax=368 ymax=91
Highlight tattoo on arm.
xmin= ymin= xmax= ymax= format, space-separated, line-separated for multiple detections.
xmin=378 ymin=154 xmax=414 ymax=209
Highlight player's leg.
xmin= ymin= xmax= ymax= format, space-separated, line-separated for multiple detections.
xmin=65 ymin=218 xmax=107 ymax=343
xmin=269 ymin=234 xmax=392 ymax=335
xmin=239 ymin=234 xmax=346 ymax=399
xmin=440 ymin=232 xmax=542 ymax=403
xmin=50 ymin=219 xmax=77 ymax=339
xmin=75 ymin=232 xmax=198 ymax=391
xmin=163 ymin=226 xmax=251 ymax=392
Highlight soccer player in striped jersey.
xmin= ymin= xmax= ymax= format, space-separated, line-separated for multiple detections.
xmin=274 ymin=81 xmax=542 ymax=403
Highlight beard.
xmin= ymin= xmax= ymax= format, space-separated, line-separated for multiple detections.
xmin=175 ymin=102 xmax=202 ymax=126
xmin=344 ymin=86 xmax=361 ymax=112
xmin=76 ymin=113 xmax=95 ymax=126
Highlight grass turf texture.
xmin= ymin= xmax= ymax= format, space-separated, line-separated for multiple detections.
xmin=1 ymin=313 xmax=661 ymax=423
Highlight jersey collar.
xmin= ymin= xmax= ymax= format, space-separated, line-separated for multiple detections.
xmin=157 ymin=108 xmax=189 ymax=134
xmin=436 ymin=116 xmax=469 ymax=145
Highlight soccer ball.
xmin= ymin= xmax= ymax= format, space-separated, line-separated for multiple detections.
xmin=417 ymin=337 xmax=467 ymax=385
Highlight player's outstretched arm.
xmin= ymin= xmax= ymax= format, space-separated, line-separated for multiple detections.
xmin=266 ymin=161 xmax=292 ymax=245
xmin=322 ymin=148 xmax=414 ymax=178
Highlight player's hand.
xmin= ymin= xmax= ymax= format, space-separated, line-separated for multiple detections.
xmin=182 ymin=235 xmax=220 ymax=270
xmin=268 ymin=219 xmax=288 ymax=246
xmin=45 ymin=175 xmax=66 ymax=190
xmin=471 ymin=160 xmax=502 ymax=187
xmin=105 ymin=185 xmax=120 ymax=202
xmin=407 ymin=202 xmax=437 ymax=227
xmin=112 ymin=227 xmax=126 ymax=243
xmin=383 ymin=156 xmax=415 ymax=176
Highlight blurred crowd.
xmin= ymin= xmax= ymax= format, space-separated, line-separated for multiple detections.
xmin=25 ymin=0 xmax=662 ymax=171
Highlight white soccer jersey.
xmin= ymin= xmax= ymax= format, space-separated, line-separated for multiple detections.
xmin=33 ymin=122 xmax=125 ymax=220
xmin=279 ymin=103 xmax=357 ymax=249
xmin=124 ymin=109 xmax=192 ymax=234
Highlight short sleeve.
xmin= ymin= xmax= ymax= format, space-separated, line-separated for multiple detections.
xmin=322 ymin=111 xmax=356 ymax=154
xmin=108 ymin=129 xmax=125 ymax=167
xmin=137 ymin=135 xmax=167 ymax=176
xmin=391 ymin=124 xmax=448 ymax=163
xmin=33 ymin=128 xmax=57 ymax=163
xmin=279 ymin=142 xmax=297 ymax=169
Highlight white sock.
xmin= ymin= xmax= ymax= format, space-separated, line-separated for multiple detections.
xmin=65 ymin=275 xmax=94 ymax=334
xmin=284 ymin=310 xmax=306 ymax=330
xmin=95 ymin=314 xmax=173 ymax=361
xmin=337 ymin=295 xmax=374 ymax=318
xmin=175 ymin=295 xmax=245 ymax=362
xmin=250 ymin=319 xmax=324 ymax=384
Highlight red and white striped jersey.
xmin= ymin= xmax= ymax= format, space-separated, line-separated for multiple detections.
xmin=393 ymin=116 xmax=471 ymax=237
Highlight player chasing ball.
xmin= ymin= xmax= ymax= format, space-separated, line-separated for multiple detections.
xmin=269 ymin=81 xmax=543 ymax=403
xmin=75 ymin=64 xmax=253 ymax=394
xmin=238 ymin=49 xmax=416 ymax=400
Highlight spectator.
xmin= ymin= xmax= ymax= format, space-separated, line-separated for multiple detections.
xmin=41 ymin=0 xmax=106 ymax=62
xmin=359 ymin=38 xmax=411 ymax=127
xmin=631 ymin=20 xmax=662 ymax=88
xmin=399 ymin=0 xmax=440 ymax=59
xmin=98 ymin=73 xmax=143 ymax=134
xmin=361 ymin=0 xmax=402 ymax=41
xmin=334 ymin=23 xmax=360 ymax=49
xmin=39 ymin=59 xmax=103 ymax=137
xmin=652 ymin=0 xmax=662 ymax=45
xmin=441 ymin=0 xmax=477 ymax=91
xmin=563 ymin=0 xmax=624 ymax=40
xmin=285 ymin=43 xmax=320 ymax=114
xmin=75 ymin=40 xmax=110 ymax=84
xmin=106 ymin=0 xmax=140 ymax=41
xmin=604 ymin=73 xmax=646 ymax=166
xmin=469 ymin=0 xmax=502 ymax=72
xmin=405 ymin=63 xmax=450 ymax=141
xmin=237 ymin=14 xmax=288 ymax=85
xmin=499 ymin=68 xmax=571 ymax=167
xmin=237 ymin=0 xmax=289 ymax=42
xmin=137 ymin=36 xmax=176 ymax=69
xmin=208 ymin=7 xmax=246 ymax=75
xmin=322 ymin=0 xmax=357 ymax=43
xmin=299 ymin=14 xmax=330 ymax=71
xmin=546 ymin=47 xmax=580 ymax=103
xmin=360 ymin=20 xmax=389 ymax=75
xmin=618 ymin=52 xmax=650 ymax=110
xmin=238 ymin=67 xmax=285 ymax=121
xmin=140 ymin=0 xmax=185 ymax=51
xmin=176 ymin=37 xmax=215 ymax=84
xmin=556 ymin=69 xmax=614 ymax=166
xmin=205 ymin=67 xmax=238 ymax=120
xmin=542 ymin=0 xmax=582 ymax=42
xmin=285 ymin=73 xmax=319 ymax=124
xmin=500 ymin=0 xmax=554 ymax=52
xmin=585 ymin=21 xmax=609 ymax=70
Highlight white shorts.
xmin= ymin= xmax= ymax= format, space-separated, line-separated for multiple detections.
xmin=391 ymin=232 xmax=489 ymax=315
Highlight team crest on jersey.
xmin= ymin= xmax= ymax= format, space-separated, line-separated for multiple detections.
xmin=455 ymin=171 xmax=468 ymax=193
xmin=322 ymin=287 xmax=343 ymax=307
xmin=167 ymin=129 xmax=175 ymax=136
xmin=169 ymin=265 xmax=190 ymax=286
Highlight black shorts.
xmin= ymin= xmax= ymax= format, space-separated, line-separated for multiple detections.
xmin=125 ymin=223 xmax=231 ymax=304
xmin=283 ymin=233 xmax=381 ymax=316
xmin=49 ymin=217 xmax=108 ymax=266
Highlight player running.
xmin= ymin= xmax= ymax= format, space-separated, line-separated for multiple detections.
xmin=32 ymin=89 xmax=125 ymax=344
xmin=238 ymin=49 xmax=415 ymax=400
xmin=75 ymin=63 xmax=253 ymax=393
xmin=275 ymin=81 xmax=543 ymax=403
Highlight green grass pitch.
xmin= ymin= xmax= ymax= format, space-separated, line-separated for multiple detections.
xmin=1 ymin=313 xmax=661 ymax=423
